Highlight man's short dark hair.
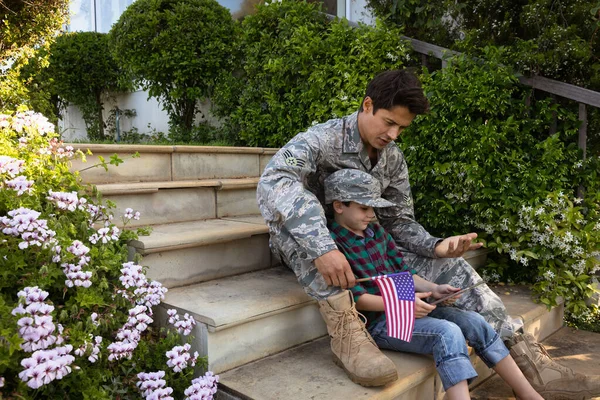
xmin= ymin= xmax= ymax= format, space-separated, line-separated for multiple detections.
xmin=361 ymin=69 xmax=429 ymax=115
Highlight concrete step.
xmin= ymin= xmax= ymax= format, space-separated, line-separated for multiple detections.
xmin=217 ymin=285 xmax=564 ymax=400
xmin=131 ymin=216 xmax=271 ymax=288
xmin=95 ymin=178 xmax=260 ymax=227
xmin=69 ymin=144 xmax=276 ymax=184
xmin=155 ymin=266 xmax=327 ymax=374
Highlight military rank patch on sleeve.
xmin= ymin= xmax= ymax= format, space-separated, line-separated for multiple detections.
xmin=283 ymin=149 xmax=306 ymax=168
xmin=402 ymin=193 xmax=413 ymax=207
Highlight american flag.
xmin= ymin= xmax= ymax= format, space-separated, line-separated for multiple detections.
xmin=372 ymin=272 xmax=415 ymax=342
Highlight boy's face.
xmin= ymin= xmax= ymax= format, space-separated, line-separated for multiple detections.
xmin=333 ymin=201 xmax=376 ymax=235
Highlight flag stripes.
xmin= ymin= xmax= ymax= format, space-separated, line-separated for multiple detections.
xmin=372 ymin=272 xmax=415 ymax=342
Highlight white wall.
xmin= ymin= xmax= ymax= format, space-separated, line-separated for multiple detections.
xmin=58 ymin=90 xmax=171 ymax=141
xmin=58 ymin=90 xmax=222 ymax=142
xmin=347 ymin=0 xmax=375 ymax=25
xmin=61 ymin=0 xmax=375 ymax=141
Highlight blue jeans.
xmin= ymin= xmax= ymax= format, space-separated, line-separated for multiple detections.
xmin=369 ymin=306 xmax=510 ymax=391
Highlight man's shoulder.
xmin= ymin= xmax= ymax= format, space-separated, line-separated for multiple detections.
xmin=294 ymin=115 xmax=346 ymax=141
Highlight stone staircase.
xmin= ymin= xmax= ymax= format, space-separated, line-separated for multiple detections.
xmin=70 ymin=144 xmax=565 ymax=400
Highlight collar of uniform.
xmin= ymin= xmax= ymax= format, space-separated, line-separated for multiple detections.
xmin=342 ymin=111 xmax=362 ymax=154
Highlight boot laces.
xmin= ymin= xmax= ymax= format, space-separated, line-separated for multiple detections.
xmin=532 ymin=341 xmax=575 ymax=375
xmin=333 ymin=307 xmax=374 ymax=362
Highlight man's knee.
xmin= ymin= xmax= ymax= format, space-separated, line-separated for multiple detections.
xmin=284 ymin=254 xmax=340 ymax=300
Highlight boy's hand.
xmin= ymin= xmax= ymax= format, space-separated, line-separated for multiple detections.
xmin=415 ymin=292 xmax=436 ymax=318
xmin=431 ymin=284 xmax=462 ymax=306
xmin=314 ymin=249 xmax=356 ymax=289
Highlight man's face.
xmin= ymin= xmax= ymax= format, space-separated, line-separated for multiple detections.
xmin=334 ymin=201 xmax=376 ymax=236
xmin=358 ymin=97 xmax=416 ymax=154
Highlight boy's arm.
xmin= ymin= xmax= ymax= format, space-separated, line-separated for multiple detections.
xmin=355 ymin=292 xmax=437 ymax=319
xmin=414 ymin=275 xmax=462 ymax=303
xmin=356 ymin=292 xmax=436 ymax=318
xmin=413 ymin=274 xmax=437 ymax=293
xmin=355 ymin=293 xmax=385 ymax=312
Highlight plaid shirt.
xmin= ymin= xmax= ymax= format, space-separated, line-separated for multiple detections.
xmin=329 ymin=221 xmax=415 ymax=329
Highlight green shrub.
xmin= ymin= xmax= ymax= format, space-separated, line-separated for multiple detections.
xmin=366 ymin=0 xmax=600 ymax=89
xmin=109 ymin=0 xmax=238 ymax=142
xmin=212 ymin=0 xmax=412 ymax=147
xmin=42 ymin=32 xmax=126 ymax=140
xmin=399 ymin=50 xmax=600 ymax=313
xmin=0 ymin=111 xmax=216 ymax=398
xmin=366 ymin=0 xmax=600 ymax=152
xmin=0 ymin=0 xmax=69 ymax=118
xmin=486 ymin=191 xmax=600 ymax=314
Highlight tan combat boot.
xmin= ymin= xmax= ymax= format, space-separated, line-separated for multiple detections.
xmin=318 ymin=290 xmax=398 ymax=387
xmin=509 ymin=333 xmax=600 ymax=399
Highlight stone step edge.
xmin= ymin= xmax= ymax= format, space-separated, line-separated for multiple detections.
xmin=129 ymin=217 xmax=268 ymax=254
xmin=217 ymin=335 xmax=438 ymax=399
xmin=68 ymin=143 xmax=279 ymax=155
xmin=168 ymin=297 xmax=317 ymax=334
xmin=92 ymin=178 xmax=259 ymax=195
xmin=158 ymin=266 xmax=313 ymax=331
xmin=215 ymin=291 xmax=563 ymax=399
xmin=212 ymin=285 xmax=562 ymax=370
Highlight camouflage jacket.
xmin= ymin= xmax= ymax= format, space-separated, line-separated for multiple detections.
xmin=257 ymin=111 xmax=441 ymax=265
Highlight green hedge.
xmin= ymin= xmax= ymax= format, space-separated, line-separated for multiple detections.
xmin=43 ymin=32 xmax=125 ymax=140
xmin=109 ymin=0 xmax=239 ymax=141
xmin=212 ymin=0 xmax=412 ymax=147
xmin=399 ymin=49 xmax=600 ymax=313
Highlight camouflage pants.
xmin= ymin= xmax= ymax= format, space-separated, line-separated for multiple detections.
xmin=285 ymin=249 xmax=522 ymax=340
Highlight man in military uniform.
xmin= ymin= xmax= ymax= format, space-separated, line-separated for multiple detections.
xmin=257 ymin=69 xmax=600 ymax=397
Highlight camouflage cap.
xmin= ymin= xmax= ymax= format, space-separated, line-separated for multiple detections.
xmin=324 ymin=169 xmax=396 ymax=208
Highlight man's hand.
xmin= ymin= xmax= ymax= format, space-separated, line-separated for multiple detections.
xmin=314 ymin=250 xmax=356 ymax=289
xmin=431 ymin=284 xmax=462 ymax=306
xmin=434 ymin=233 xmax=483 ymax=258
xmin=415 ymin=292 xmax=436 ymax=318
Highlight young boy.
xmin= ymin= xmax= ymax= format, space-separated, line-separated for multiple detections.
xmin=325 ymin=168 xmax=542 ymax=400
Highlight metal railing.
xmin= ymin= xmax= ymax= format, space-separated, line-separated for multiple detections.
xmin=404 ymin=36 xmax=599 ymax=160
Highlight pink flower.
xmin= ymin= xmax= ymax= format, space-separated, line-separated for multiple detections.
xmin=0 ymin=155 xmax=25 ymax=176
xmin=5 ymin=175 xmax=34 ymax=195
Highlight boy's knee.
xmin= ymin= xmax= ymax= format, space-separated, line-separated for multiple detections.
xmin=435 ymin=320 xmax=465 ymax=346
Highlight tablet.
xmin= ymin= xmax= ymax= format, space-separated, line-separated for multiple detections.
xmin=429 ymin=280 xmax=486 ymax=305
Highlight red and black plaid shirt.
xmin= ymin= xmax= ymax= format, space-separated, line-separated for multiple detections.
xmin=330 ymin=221 xmax=415 ymax=328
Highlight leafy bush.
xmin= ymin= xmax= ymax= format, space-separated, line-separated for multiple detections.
xmin=366 ymin=1 xmax=600 ymax=153
xmin=212 ymin=0 xmax=412 ymax=147
xmin=366 ymin=0 xmax=600 ymax=89
xmin=109 ymin=0 xmax=239 ymax=141
xmin=486 ymin=191 xmax=600 ymax=314
xmin=0 ymin=111 xmax=218 ymax=398
xmin=41 ymin=32 xmax=126 ymax=140
xmin=0 ymin=0 xmax=69 ymax=117
xmin=399 ymin=50 xmax=600 ymax=313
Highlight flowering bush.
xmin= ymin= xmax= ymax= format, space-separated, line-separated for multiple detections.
xmin=484 ymin=191 xmax=600 ymax=314
xmin=400 ymin=51 xmax=600 ymax=315
xmin=0 ymin=111 xmax=215 ymax=398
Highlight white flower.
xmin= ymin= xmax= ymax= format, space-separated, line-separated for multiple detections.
xmin=535 ymin=207 xmax=545 ymax=216
xmin=543 ymin=270 xmax=555 ymax=280
xmin=385 ymin=52 xmax=398 ymax=61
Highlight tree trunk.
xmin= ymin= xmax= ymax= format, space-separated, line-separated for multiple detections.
xmin=95 ymin=91 xmax=104 ymax=139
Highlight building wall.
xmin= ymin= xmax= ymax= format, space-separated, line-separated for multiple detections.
xmin=61 ymin=0 xmax=375 ymax=141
